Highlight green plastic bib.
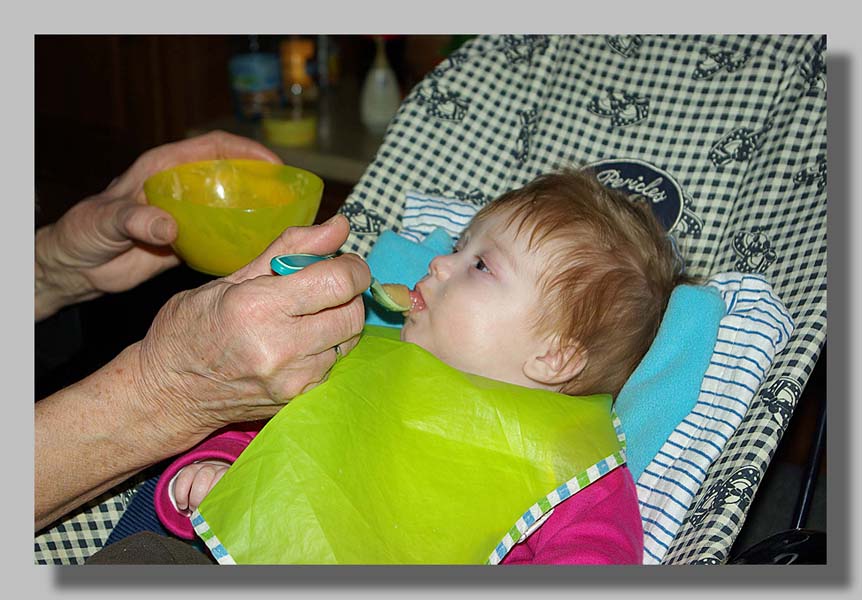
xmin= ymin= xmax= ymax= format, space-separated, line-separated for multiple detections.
xmin=193 ymin=330 xmax=623 ymax=564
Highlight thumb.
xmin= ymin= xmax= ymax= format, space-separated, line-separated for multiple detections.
xmin=229 ymin=214 xmax=351 ymax=281
xmin=277 ymin=213 xmax=351 ymax=256
xmin=113 ymin=202 xmax=178 ymax=246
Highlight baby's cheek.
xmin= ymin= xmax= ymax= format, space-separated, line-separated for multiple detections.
xmin=444 ymin=319 xmax=486 ymax=356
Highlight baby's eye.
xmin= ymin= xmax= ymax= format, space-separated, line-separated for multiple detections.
xmin=474 ymin=258 xmax=490 ymax=273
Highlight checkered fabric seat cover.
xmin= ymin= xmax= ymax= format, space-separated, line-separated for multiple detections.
xmin=35 ymin=34 xmax=826 ymax=565
xmin=34 ymin=471 xmax=151 ymax=564
xmin=341 ymin=34 xmax=827 ymax=565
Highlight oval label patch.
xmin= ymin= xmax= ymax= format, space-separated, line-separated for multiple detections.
xmin=585 ymin=158 xmax=684 ymax=232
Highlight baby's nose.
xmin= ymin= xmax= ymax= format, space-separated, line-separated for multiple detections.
xmin=429 ymin=254 xmax=452 ymax=280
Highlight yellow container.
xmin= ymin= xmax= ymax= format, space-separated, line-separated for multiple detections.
xmin=263 ymin=112 xmax=318 ymax=147
xmin=144 ymin=159 xmax=323 ymax=276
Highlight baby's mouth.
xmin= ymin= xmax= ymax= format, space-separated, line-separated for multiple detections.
xmin=405 ymin=287 xmax=427 ymax=315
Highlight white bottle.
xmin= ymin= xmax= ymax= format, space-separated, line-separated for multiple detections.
xmin=360 ymin=36 xmax=401 ymax=134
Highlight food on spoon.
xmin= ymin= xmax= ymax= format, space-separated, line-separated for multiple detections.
xmin=380 ymin=283 xmax=412 ymax=312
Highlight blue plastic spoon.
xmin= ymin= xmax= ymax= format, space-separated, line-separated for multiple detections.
xmin=270 ymin=253 xmax=411 ymax=312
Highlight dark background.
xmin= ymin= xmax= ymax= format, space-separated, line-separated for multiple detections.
xmin=35 ymin=34 xmax=453 ymax=228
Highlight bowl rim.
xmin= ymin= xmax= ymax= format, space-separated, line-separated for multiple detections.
xmin=143 ymin=158 xmax=324 ymax=209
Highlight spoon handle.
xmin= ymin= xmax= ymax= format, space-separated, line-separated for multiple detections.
xmin=270 ymin=253 xmax=333 ymax=276
xmin=271 ymin=253 xmax=409 ymax=313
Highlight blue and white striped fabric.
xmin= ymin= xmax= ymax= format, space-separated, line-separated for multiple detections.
xmin=190 ymin=511 xmax=235 ymax=565
xmin=399 ymin=190 xmax=480 ymax=243
xmin=638 ymin=273 xmax=794 ymax=564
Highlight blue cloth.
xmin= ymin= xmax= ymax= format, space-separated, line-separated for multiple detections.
xmin=364 ymin=228 xmax=454 ymax=328
xmin=106 ymin=472 xmax=210 ymax=556
xmin=104 ymin=475 xmax=168 ymax=548
xmin=614 ymin=284 xmax=727 ymax=481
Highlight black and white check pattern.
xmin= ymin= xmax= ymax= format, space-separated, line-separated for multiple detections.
xmin=34 ymin=474 xmax=149 ymax=565
xmin=342 ymin=34 xmax=827 ymax=564
xmin=34 ymin=34 xmax=826 ymax=565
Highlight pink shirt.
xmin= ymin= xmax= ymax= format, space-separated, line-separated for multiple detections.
xmin=154 ymin=423 xmax=261 ymax=540
xmin=155 ymin=427 xmax=643 ymax=565
xmin=501 ymin=466 xmax=643 ymax=564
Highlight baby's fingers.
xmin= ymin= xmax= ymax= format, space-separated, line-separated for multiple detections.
xmin=172 ymin=465 xmax=203 ymax=513
xmin=188 ymin=463 xmax=230 ymax=511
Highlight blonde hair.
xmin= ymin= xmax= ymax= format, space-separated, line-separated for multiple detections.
xmin=470 ymin=168 xmax=693 ymax=398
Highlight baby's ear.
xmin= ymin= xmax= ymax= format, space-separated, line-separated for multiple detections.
xmin=523 ymin=336 xmax=588 ymax=388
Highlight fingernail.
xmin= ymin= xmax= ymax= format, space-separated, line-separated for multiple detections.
xmin=150 ymin=217 xmax=172 ymax=242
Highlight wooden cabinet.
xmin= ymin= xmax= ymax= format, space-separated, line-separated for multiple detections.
xmin=36 ymin=35 xmax=233 ymax=226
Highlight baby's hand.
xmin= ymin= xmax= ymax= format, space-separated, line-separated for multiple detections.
xmin=172 ymin=460 xmax=231 ymax=515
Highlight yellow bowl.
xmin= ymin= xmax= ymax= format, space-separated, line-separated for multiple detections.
xmin=144 ymin=159 xmax=323 ymax=276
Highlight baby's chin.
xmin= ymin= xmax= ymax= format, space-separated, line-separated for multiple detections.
xmin=400 ymin=322 xmax=417 ymax=343
xmin=399 ymin=323 xmax=432 ymax=352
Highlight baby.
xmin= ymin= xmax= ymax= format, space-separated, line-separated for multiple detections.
xmin=155 ymin=167 xmax=689 ymax=564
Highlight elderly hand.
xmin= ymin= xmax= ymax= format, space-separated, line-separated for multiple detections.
xmin=35 ymin=130 xmax=281 ymax=321
xmin=35 ymin=212 xmax=369 ymax=530
xmin=130 ymin=213 xmax=370 ymax=457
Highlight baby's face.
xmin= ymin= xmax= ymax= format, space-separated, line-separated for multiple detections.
xmin=401 ymin=212 xmax=551 ymax=388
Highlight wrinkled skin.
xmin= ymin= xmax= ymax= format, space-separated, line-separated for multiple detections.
xmin=35 ymin=130 xmax=285 ymax=320
xmin=133 ymin=216 xmax=370 ymax=445
xmin=35 ymin=131 xmax=370 ymax=530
